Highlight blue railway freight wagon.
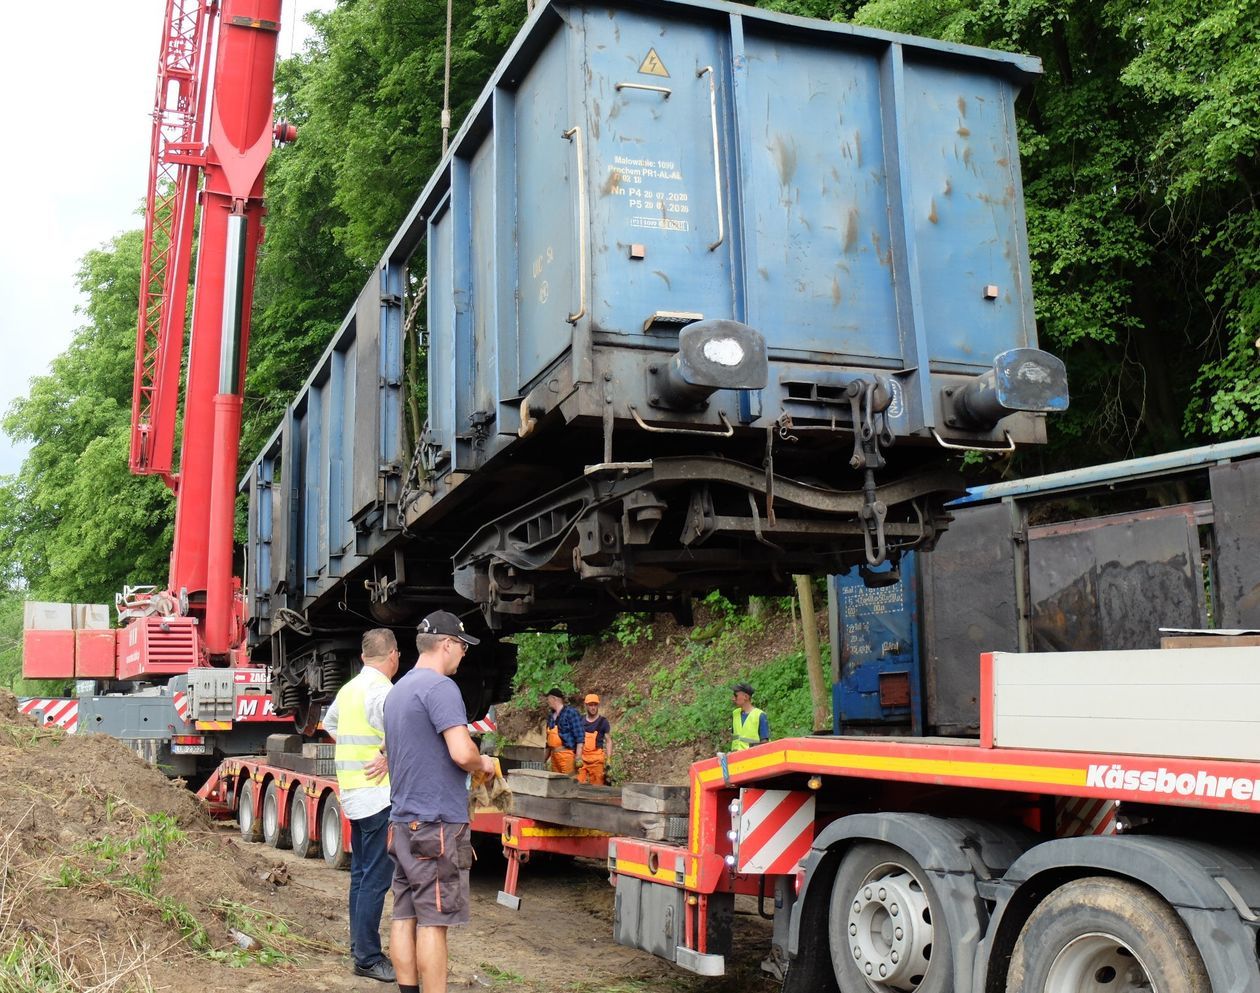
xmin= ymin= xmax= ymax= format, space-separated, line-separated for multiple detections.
xmin=244 ymin=0 xmax=1066 ymax=726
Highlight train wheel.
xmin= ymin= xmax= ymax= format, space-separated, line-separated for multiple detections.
xmin=828 ymin=842 xmax=952 ymax=993
xmin=237 ymin=778 xmax=262 ymax=843
xmin=1006 ymin=876 xmax=1209 ymax=993
xmin=290 ymin=792 xmax=317 ymax=859
xmin=262 ymin=781 xmax=291 ymax=849
xmin=320 ymin=793 xmax=350 ymax=869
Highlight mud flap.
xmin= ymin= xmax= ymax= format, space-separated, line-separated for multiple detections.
xmin=614 ymin=875 xmax=732 ymax=973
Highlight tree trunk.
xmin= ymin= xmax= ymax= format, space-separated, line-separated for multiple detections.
xmin=794 ymin=575 xmax=829 ymax=732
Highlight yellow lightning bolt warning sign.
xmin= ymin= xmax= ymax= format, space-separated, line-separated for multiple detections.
xmin=638 ymin=48 xmax=670 ymax=78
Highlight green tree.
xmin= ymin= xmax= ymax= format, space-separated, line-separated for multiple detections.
xmin=0 ymin=230 xmax=173 ymax=607
xmin=0 ymin=589 xmax=27 ymax=692
xmin=1116 ymin=0 xmax=1260 ymax=439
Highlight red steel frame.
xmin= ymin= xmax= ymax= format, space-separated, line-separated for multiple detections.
xmin=610 ymin=651 xmax=1260 ymax=955
xmin=131 ymin=0 xmax=285 ymax=669
xmin=476 ymin=812 xmax=612 ymax=902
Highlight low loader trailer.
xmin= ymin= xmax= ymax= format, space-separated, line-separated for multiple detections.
xmin=196 ymin=729 xmax=626 ymax=908
xmin=611 ymin=644 xmax=1260 ymax=993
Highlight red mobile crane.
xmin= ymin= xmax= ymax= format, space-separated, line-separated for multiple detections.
xmin=21 ymin=0 xmax=293 ymax=759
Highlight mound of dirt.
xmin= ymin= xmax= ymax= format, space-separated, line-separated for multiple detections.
xmin=0 ymin=687 xmax=28 ymax=724
xmin=0 ymin=689 xmax=346 ymax=992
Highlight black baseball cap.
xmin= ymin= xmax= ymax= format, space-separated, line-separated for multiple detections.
xmin=545 ymin=687 xmax=566 ymax=700
xmin=418 ymin=610 xmax=480 ymax=646
xmin=732 ymin=682 xmax=754 ymax=697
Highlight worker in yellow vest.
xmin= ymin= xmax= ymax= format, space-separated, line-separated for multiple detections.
xmin=730 ymin=682 xmax=770 ymax=751
xmin=325 ymin=628 xmax=399 ymax=983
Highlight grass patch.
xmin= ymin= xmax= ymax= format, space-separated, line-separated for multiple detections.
xmin=45 ymin=812 xmax=331 ymax=969
xmin=0 ymin=724 xmax=63 ymax=749
xmin=558 ymin=979 xmax=693 ymax=993
xmin=478 ymin=962 xmax=526 ymax=986
xmin=209 ymin=900 xmax=341 ymax=967
xmin=1 ymin=815 xmax=157 ymax=992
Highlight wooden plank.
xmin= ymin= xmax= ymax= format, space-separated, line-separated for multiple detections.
xmin=266 ymin=733 xmax=304 ymax=758
xmin=1160 ymin=635 xmax=1260 ymax=649
xmin=506 ymin=769 xmax=578 ymax=798
xmin=498 ymin=744 xmax=547 ymax=763
xmin=507 ymin=792 xmax=672 ymax=840
xmin=573 ymin=783 xmax=621 ymax=804
xmin=621 ymin=783 xmax=689 ymax=814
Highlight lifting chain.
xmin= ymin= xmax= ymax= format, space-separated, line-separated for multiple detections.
xmin=403 ymin=274 xmax=428 ymax=347
xmin=397 ymin=430 xmax=426 ymax=533
xmin=396 ymin=277 xmax=431 ymax=533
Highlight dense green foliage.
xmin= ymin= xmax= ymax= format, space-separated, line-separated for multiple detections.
xmin=609 ymin=601 xmax=825 ymax=781
xmin=1 ymin=0 xmax=1256 ymax=668
xmin=0 ymin=231 xmax=173 ymax=608
xmin=850 ymin=0 xmax=1260 ymax=462
xmin=0 ymin=231 xmax=172 ymax=691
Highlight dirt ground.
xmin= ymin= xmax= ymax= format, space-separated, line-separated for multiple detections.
xmin=0 ymin=690 xmax=777 ymax=993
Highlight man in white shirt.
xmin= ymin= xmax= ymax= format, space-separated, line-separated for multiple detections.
xmin=324 ymin=628 xmax=399 ymax=982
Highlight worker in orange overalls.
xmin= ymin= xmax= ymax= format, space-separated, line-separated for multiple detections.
xmin=544 ymin=688 xmax=583 ymax=774
xmin=576 ymin=693 xmax=612 ymax=786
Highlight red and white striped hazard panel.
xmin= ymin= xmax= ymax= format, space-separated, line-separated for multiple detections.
xmin=467 ymin=717 xmax=497 ymax=734
xmin=18 ymin=698 xmax=79 ymax=734
xmin=736 ymin=788 xmax=816 ymax=874
xmin=173 ymin=691 xmax=191 ymax=724
xmin=1056 ymin=796 xmax=1117 ymax=836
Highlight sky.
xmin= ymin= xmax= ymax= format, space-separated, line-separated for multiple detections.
xmin=0 ymin=0 xmax=328 ymax=478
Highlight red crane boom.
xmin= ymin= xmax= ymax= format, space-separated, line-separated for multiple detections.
xmin=129 ymin=0 xmax=288 ymax=667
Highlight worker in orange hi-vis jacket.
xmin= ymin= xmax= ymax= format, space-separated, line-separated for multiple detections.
xmin=544 ymin=688 xmax=583 ymax=774
xmin=576 ymin=693 xmax=612 ymax=786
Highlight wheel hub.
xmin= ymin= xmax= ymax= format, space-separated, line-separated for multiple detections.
xmin=1046 ymin=933 xmax=1157 ymax=993
xmin=846 ymin=863 xmax=934 ymax=992
xmin=322 ymin=804 xmax=339 ymax=848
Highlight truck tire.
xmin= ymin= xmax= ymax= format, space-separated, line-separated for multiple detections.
xmin=238 ymin=778 xmax=262 ymax=843
xmin=262 ymin=780 xmax=291 ymax=849
xmin=290 ymin=792 xmax=318 ymax=859
xmin=320 ymin=793 xmax=350 ymax=869
xmin=829 ymin=842 xmax=952 ymax=993
xmin=1006 ymin=876 xmax=1210 ymax=993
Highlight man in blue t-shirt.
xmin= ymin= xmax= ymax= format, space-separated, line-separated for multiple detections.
xmin=383 ymin=610 xmax=494 ymax=993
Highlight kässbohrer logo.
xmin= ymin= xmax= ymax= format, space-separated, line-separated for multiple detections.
xmin=1087 ymin=763 xmax=1260 ymax=802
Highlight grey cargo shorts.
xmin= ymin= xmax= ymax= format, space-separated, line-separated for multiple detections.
xmin=388 ymin=820 xmax=473 ymax=927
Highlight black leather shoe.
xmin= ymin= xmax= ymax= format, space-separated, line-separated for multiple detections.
xmin=353 ymin=960 xmax=396 ymax=982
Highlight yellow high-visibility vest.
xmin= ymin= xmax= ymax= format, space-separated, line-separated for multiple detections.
xmin=731 ymin=707 xmax=765 ymax=751
xmin=333 ymin=674 xmax=388 ymax=791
